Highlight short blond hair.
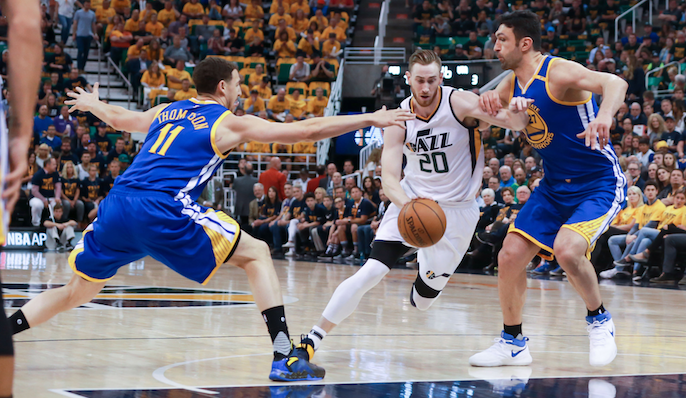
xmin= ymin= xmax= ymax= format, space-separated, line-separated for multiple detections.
xmin=408 ymin=49 xmax=441 ymax=72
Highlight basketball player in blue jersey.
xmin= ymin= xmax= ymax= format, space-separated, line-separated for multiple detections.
xmin=0 ymin=1 xmax=43 ymax=396
xmin=469 ymin=11 xmax=628 ymax=368
xmin=7 ymin=57 xmax=414 ymax=382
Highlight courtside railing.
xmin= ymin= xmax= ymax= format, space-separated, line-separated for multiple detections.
xmin=615 ymin=0 xmax=653 ymax=42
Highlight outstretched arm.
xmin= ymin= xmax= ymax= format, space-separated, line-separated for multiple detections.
xmin=65 ymin=83 xmax=167 ymax=133
xmin=380 ymin=125 xmax=412 ymax=208
xmin=452 ymin=90 xmax=531 ymax=131
xmin=549 ymin=59 xmax=628 ymax=149
xmin=217 ymin=106 xmax=415 ymax=152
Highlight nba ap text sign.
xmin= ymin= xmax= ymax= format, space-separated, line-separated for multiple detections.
xmin=2 ymin=228 xmax=47 ymax=250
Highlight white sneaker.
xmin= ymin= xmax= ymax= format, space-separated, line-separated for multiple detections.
xmin=587 ymin=312 xmax=617 ymax=367
xmin=282 ymin=241 xmax=295 ymax=249
xmin=468 ymin=366 xmax=532 ymax=394
xmin=285 ymin=248 xmax=296 ymax=257
xmin=588 ymin=379 xmax=617 ymax=398
xmin=599 ymin=268 xmax=618 ymax=279
xmin=469 ymin=332 xmax=533 ymax=367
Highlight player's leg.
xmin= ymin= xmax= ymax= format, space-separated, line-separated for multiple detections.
xmin=299 ymin=203 xmax=412 ymax=354
xmin=224 ymin=231 xmax=325 ymax=381
xmin=554 ymin=228 xmax=616 ymax=366
xmin=411 ymin=205 xmax=478 ymax=310
xmin=0 ymin=277 xmax=13 ymax=397
xmin=470 ymin=186 xmax=562 ymax=367
xmin=9 ymin=274 xmax=105 ymax=333
xmin=469 ymin=232 xmax=540 ymax=367
xmin=557 ymin=191 xmax=621 ymax=367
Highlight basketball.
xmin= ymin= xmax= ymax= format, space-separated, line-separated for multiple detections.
xmin=397 ymin=198 xmax=447 ymax=248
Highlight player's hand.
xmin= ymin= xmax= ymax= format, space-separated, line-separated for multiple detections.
xmin=65 ymin=82 xmax=101 ymax=113
xmin=508 ymin=97 xmax=534 ymax=113
xmin=371 ymin=105 xmax=415 ymax=129
xmin=479 ymin=90 xmax=502 ymax=117
xmin=577 ymin=113 xmax=611 ymax=150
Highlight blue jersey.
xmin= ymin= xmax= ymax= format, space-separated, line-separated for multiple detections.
xmin=116 ymin=98 xmax=231 ymax=202
xmin=511 ymin=56 xmax=622 ymax=184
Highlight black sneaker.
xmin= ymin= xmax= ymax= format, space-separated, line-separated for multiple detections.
xmin=650 ymin=273 xmax=679 ymax=284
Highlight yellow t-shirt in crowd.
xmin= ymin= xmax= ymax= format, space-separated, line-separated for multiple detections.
xmin=267 ymin=96 xmax=291 ymax=113
xmin=182 ymin=2 xmax=206 ymax=15
xmin=244 ymin=96 xmax=266 ymax=112
xmin=124 ymin=18 xmax=140 ymax=32
xmin=244 ymin=28 xmax=265 ymax=43
xmin=141 ymin=70 xmax=166 ymax=87
xmin=173 ymin=88 xmax=198 ymax=101
xmin=298 ymin=37 xmax=320 ymax=55
xmin=269 ymin=1 xmax=291 ymax=14
xmin=256 ymin=85 xmax=272 ymax=99
xmin=146 ymin=21 xmax=164 ymax=37
xmin=657 ymin=205 xmax=686 ymax=230
xmin=637 ymin=199 xmax=667 ymax=228
xmin=611 ymin=206 xmax=640 ymax=226
xmin=307 ymin=96 xmax=328 ymax=116
xmin=269 ymin=13 xmax=293 ymax=27
xmin=293 ymin=142 xmax=316 ymax=153
xmin=164 ymin=68 xmax=193 ymax=90
xmin=157 ymin=9 xmax=177 ymax=26
xmin=287 ymin=95 xmax=307 ymax=118
xmin=95 ymin=6 xmax=116 ymax=24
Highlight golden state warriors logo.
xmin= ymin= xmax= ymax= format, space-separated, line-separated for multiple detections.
xmin=524 ymin=105 xmax=554 ymax=150
xmin=1 ymin=283 xmax=264 ymax=309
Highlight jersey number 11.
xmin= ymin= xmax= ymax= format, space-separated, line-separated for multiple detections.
xmin=149 ymin=124 xmax=184 ymax=156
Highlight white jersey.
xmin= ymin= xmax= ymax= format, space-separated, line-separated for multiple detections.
xmin=400 ymin=86 xmax=484 ymax=204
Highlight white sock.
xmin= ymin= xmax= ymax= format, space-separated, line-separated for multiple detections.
xmin=321 ymin=258 xmax=389 ymax=324
xmin=307 ymin=325 xmax=327 ymax=351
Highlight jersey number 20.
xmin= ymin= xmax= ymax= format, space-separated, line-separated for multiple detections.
xmin=419 ymin=152 xmax=449 ymax=173
xmin=149 ymin=124 xmax=184 ymax=156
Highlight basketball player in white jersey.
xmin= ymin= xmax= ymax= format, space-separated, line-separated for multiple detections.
xmin=291 ymin=50 xmax=533 ymax=362
xmin=0 ymin=1 xmax=43 ymax=396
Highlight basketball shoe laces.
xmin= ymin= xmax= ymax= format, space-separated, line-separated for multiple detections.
xmin=586 ymin=319 xmax=611 ymax=347
xmin=487 ymin=335 xmax=528 ymax=352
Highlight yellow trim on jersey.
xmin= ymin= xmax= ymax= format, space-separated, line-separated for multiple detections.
xmin=508 ymin=72 xmax=515 ymax=102
xmin=153 ymin=103 xmax=172 ymax=120
xmin=518 ymin=55 xmax=547 ymax=95
xmin=68 ymin=225 xmax=113 ymax=283
xmin=411 ymin=88 xmax=442 ymax=122
xmin=474 ymin=128 xmax=482 ymax=160
xmin=544 ymin=58 xmax=593 ymax=106
xmin=0 ymin=205 xmax=4 ymax=246
xmin=210 ymin=110 xmax=233 ymax=159
xmin=508 ymin=224 xmax=554 ymax=260
xmin=189 ymin=97 xmax=220 ymax=105
xmin=201 ymin=210 xmax=241 ymax=285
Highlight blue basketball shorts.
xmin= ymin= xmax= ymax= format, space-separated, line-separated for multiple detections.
xmin=68 ymin=187 xmax=241 ymax=284
xmin=509 ymin=176 xmax=626 ymax=260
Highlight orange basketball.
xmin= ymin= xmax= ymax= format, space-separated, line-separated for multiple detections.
xmin=397 ymin=198 xmax=447 ymax=248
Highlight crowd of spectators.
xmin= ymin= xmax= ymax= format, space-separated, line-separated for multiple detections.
xmin=230 ymin=150 xmax=383 ymax=262
xmin=13 ymin=0 xmax=686 ymax=282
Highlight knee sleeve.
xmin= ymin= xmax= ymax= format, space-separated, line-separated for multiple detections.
xmin=410 ymin=274 xmax=442 ymax=311
xmin=370 ymin=241 xmax=416 ymax=269
xmin=322 ymin=259 xmax=390 ymax=325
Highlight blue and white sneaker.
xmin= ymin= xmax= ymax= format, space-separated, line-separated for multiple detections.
xmin=549 ymin=265 xmax=565 ymax=276
xmin=532 ymin=261 xmax=552 ymax=275
xmin=586 ymin=312 xmax=617 ymax=367
xmin=269 ymin=338 xmax=326 ymax=381
xmin=469 ymin=331 xmax=533 ymax=367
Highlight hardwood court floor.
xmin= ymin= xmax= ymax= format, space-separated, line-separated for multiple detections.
xmin=3 ymin=250 xmax=686 ymax=397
